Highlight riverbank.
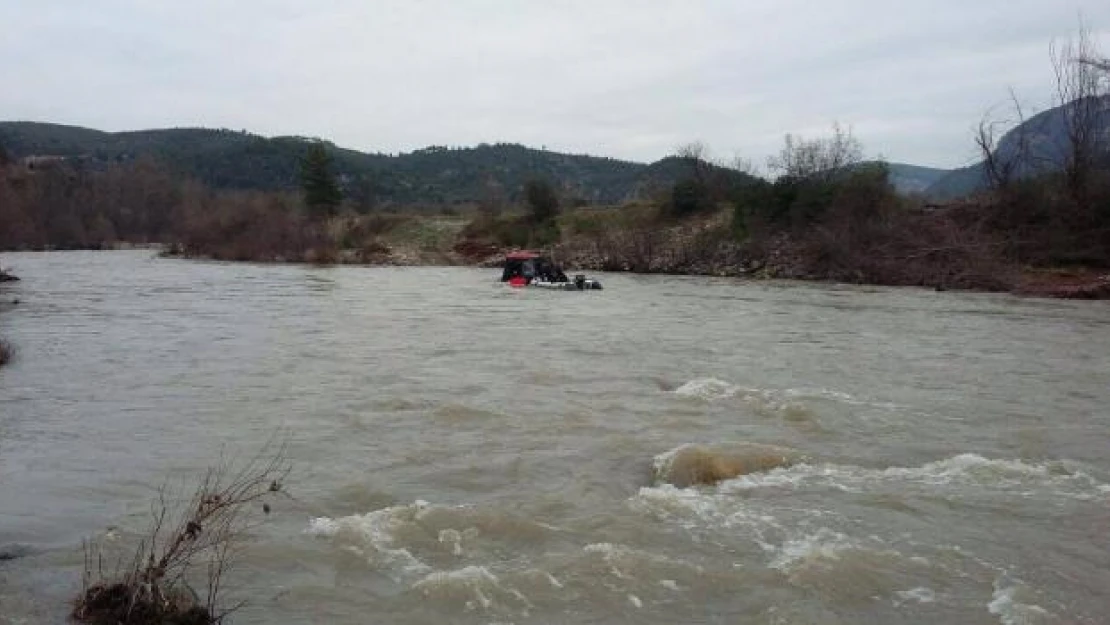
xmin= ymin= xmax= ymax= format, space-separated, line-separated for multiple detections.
xmin=156 ymin=207 xmax=1110 ymax=300
xmin=1013 ymin=268 xmax=1110 ymax=299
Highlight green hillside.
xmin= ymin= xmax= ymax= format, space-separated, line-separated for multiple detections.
xmin=0 ymin=122 xmax=754 ymax=206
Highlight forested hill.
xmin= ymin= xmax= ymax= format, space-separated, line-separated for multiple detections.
xmin=0 ymin=122 xmax=753 ymax=206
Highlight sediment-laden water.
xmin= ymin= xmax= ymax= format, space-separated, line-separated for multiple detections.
xmin=1 ymin=250 xmax=1108 ymax=624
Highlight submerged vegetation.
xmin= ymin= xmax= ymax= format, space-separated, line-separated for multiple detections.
xmin=73 ymin=443 xmax=290 ymax=625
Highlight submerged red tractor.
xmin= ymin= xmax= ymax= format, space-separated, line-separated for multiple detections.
xmin=499 ymin=251 xmax=603 ymax=290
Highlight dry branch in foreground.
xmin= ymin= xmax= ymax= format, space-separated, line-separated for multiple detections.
xmin=73 ymin=440 xmax=291 ymax=625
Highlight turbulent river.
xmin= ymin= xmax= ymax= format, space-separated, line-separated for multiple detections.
xmin=1 ymin=250 xmax=1109 ymax=624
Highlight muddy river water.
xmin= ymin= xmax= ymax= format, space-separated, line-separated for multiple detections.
xmin=1 ymin=250 xmax=1108 ymax=623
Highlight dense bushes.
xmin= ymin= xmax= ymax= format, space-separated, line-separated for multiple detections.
xmin=0 ymin=157 xmax=179 ymax=250
xmin=460 ymin=213 xmax=559 ymax=249
xmin=456 ymin=178 xmax=563 ymax=251
xmin=728 ymin=150 xmax=1019 ymax=289
xmin=0 ymin=158 xmax=341 ymax=262
xmin=169 ymin=188 xmax=330 ymax=262
xmin=667 ymin=178 xmax=714 ymax=217
xmin=977 ymin=169 xmax=1110 ymax=266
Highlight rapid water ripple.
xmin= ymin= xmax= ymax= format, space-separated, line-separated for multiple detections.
xmin=1 ymin=251 xmax=1108 ymax=624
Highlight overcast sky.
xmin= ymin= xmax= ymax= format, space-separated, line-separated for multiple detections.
xmin=2 ymin=1 xmax=1108 ymax=169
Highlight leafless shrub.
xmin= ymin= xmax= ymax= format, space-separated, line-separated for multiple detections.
xmin=1050 ymin=22 xmax=1107 ymax=212
xmin=170 ymin=192 xmax=328 ymax=262
xmin=975 ymin=89 xmax=1033 ymax=192
xmin=767 ymin=123 xmax=863 ymax=183
xmin=970 ymin=20 xmax=1110 ymax=265
xmin=73 ymin=440 xmax=291 ymax=625
xmin=809 ymin=196 xmax=1015 ymax=291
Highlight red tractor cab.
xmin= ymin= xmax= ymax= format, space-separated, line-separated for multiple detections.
xmin=500 ymin=251 xmax=567 ymax=286
xmin=499 ymin=250 xmax=603 ymax=290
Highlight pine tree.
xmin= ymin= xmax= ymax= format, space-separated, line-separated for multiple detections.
xmin=300 ymin=143 xmax=342 ymax=218
xmin=524 ymin=178 xmax=559 ymax=223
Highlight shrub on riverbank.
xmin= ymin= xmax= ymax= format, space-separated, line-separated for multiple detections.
xmin=459 ymin=212 xmax=559 ymax=250
xmin=168 ymin=188 xmax=328 ymax=262
xmin=729 ymin=163 xmax=1018 ymax=290
xmin=73 ymin=444 xmax=290 ymax=625
xmin=556 ymin=203 xmax=739 ymax=273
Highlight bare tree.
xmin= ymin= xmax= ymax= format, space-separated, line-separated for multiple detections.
xmin=1049 ymin=22 xmax=1108 ymax=212
xmin=767 ymin=123 xmax=863 ymax=182
xmin=1079 ymin=55 xmax=1110 ymax=74
xmin=673 ymin=141 xmax=713 ymax=185
xmin=725 ymin=153 xmax=760 ymax=178
xmin=674 ymin=141 xmax=708 ymax=162
xmin=975 ymin=89 xmax=1032 ymax=191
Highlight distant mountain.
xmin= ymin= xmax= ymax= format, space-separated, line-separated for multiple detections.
xmin=0 ymin=122 xmax=755 ymax=206
xmin=882 ymin=163 xmax=951 ymax=195
xmin=926 ymin=95 xmax=1110 ymax=199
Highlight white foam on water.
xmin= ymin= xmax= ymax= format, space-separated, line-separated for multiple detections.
xmin=633 ymin=452 xmax=1088 ymax=619
xmin=650 ymin=447 xmax=681 ymax=480
xmin=632 ymin=483 xmax=789 ymax=553
xmin=305 ymin=516 xmax=340 ymax=536
xmin=413 ymin=566 xmax=538 ymax=616
xmin=417 ymin=565 xmax=500 ymax=585
xmin=768 ymin=528 xmax=856 ymax=572
xmin=631 ymin=487 xmax=843 ymax=574
xmin=627 ymin=594 xmax=643 ymax=608
xmin=659 ymin=579 xmax=681 ymax=591
xmin=673 ymin=378 xmax=869 ymax=406
xmin=716 ymin=454 xmax=1110 ymax=501
xmin=894 ymin=587 xmax=936 ymax=605
xmin=672 ymin=378 xmax=742 ymax=400
xmin=543 ymin=572 xmax=563 ymax=588
xmin=671 ymin=379 xmax=832 ymax=423
xmin=305 ymin=501 xmax=437 ymax=578
xmin=583 ymin=542 xmax=621 ymax=556
xmin=783 ymin=387 xmax=855 ymax=402
xmin=414 ymin=566 xmax=501 ymax=610
xmin=672 ymin=379 xmax=790 ymax=410
xmin=633 ymin=483 xmax=734 ymax=525
xmin=581 ymin=540 xmax=708 ymax=591
xmin=583 ymin=543 xmax=630 ymax=579
xmin=438 ymin=529 xmax=464 ymax=556
xmin=988 ymin=578 xmax=1051 ymax=625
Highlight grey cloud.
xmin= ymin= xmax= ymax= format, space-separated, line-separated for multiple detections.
xmin=1 ymin=0 xmax=1108 ymax=167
